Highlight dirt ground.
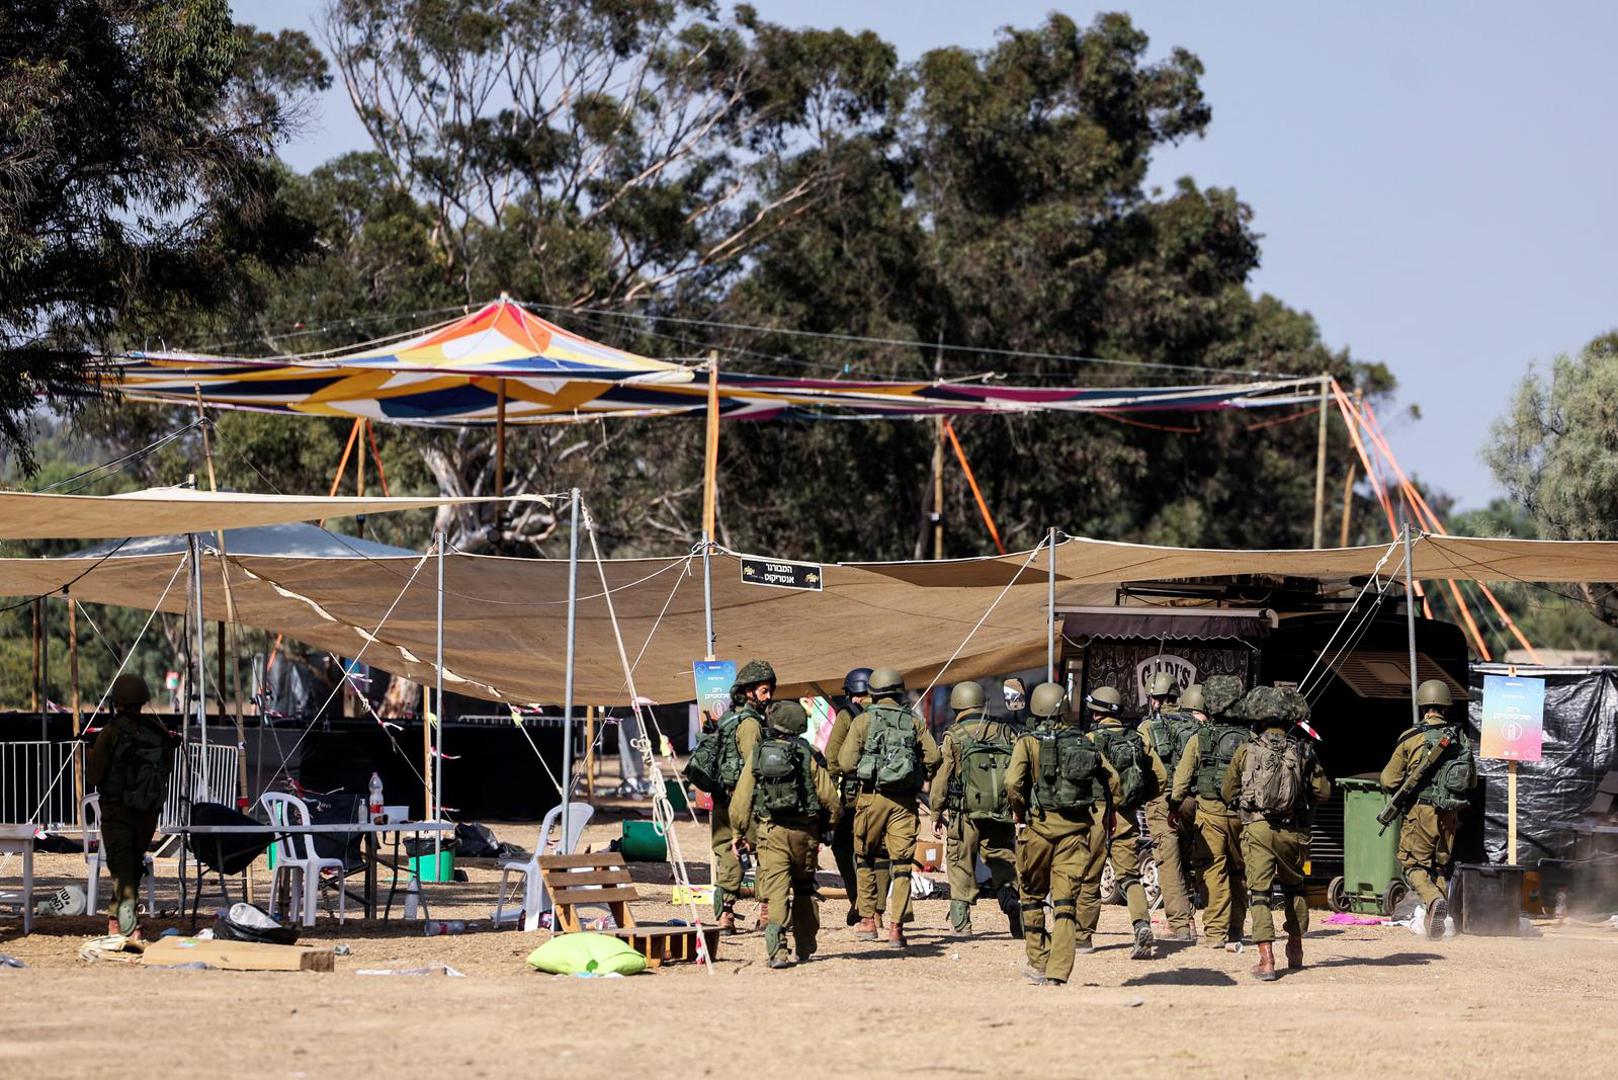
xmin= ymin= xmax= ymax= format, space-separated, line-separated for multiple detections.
xmin=3 ymin=809 xmax=1616 ymax=1080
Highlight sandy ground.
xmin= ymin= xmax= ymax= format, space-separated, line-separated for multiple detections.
xmin=3 ymin=809 xmax=1617 ymax=1080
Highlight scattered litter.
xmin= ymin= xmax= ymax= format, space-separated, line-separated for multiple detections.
xmin=1518 ymin=917 xmax=1541 ymax=938
xmin=333 ymin=944 xmax=353 ymax=956
xmin=949 ymin=952 xmax=961 ymax=961
xmin=0 ymin=955 xmax=25 ymax=968
xmin=1324 ymin=912 xmax=1385 ymax=926
xmin=149 ymin=961 xmax=214 ymax=971
xmin=195 ymin=929 xmax=215 ymax=941
xmin=355 ymin=964 xmax=465 ymax=977
xmin=34 ymin=884 xmax=87 ymax=917
xmin=423 ymin=920 xmax=466 ymax=936
xmin=159 ymin=927 xmax=182 ymax=938
xmin=566 ymin=970 xmax=626 ymax=979
xmin=1224 ymin=941 xmax=1245 ymax=954
xmin=1609 ymin=915 xmax=1618 ymax=931
xmin=1121 ymin=997 xmax=1145 ymax=1008
xmin=671 ymin=884 xmax=714 ymax=906
xmin=79 ymin=935 xmax=142 ymax=964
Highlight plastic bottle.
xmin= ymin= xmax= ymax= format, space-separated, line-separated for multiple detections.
xmin=368 ymin=772 xmax=385 ymax=824
xmin=422 ymin=920 xmax=465 ymax=936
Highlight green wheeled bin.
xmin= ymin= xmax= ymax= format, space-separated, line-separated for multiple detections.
xmin=1328 ymin=777 xmax=1409 ymax=917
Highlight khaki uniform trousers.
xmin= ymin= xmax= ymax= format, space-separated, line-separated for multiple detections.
xmin=757 ymin=821 xmax=821 ymax=960
xmin=1017 ymin=817 xmax=1103 ymax=984
xmin=1397 ymin=803 xmax=1460 ymax=906
xmin=852 ymin=792 xmax=918 ymax=924
xmin=1191 ymin=800 xmax=1246 ymax=943
xmin=1142 ymin=796 xmax=1194 ymax=932
xmin=1077 ymin=808 xmax=1149 ymax=944
xmin=1242 ymin=818 xmax=1310 ymax=944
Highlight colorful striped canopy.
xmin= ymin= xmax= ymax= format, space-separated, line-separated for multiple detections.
xmin=109 ymin=299 xmax=1322 ymax=423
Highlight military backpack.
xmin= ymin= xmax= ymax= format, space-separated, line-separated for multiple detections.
xmin=1403 ymin=724 xmax=1475 ymax=811
xmin=1089 ymin=724 xmax=1150 ymax=808
xmin=956 ymin=726 xmax=1014 ymax=822
xmin=1146 ymin=709 xmax=1200 ymax=773
xmin=1033 ymin=726 xmax=1106 ymax=815
xmin=751 ymin=736 xmax=821 ymax=821
xmin=100 ymin=715 xmax=173 ymax=813
xmin=684 ymin=704 xmax=757 ymax=795
xmin=1238 ymin=730 xmax=1307 ymax=821
xmin=1194 ymin=722 xmax=1252 ymax=801
xmin=856 ymin=703 xmax=920 ymax=793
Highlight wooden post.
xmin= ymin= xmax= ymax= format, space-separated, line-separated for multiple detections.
xmin=195 ymin=389 xmax=250 ymax=814
xmin=1339 ymin=460 xmax=1358 ymax=548
xmin=1507 ymin=760 xmax=1519 ymax=866
xmin=702 ymin=351 xmax=721 ymax=541
xmin=356 ymin=420 xmax=367 ymax=539
xmin=1313 ymin=374 xmax=1330 ymax=549
xmin=584 ymin=704 xmax=596 ymax=801
xmin=67 ymin=590 xmax=83 ymax=819
xmin=931 ymin=416 xmax=946 ymax=559
xmin=30 ymin=597 xmax=41 ymax=713
xmin=495 ymin=379 xmax=507 ymax=501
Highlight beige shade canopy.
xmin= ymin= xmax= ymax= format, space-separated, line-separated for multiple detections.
xmin=1 ymin=529 xmax=1615 ymax=705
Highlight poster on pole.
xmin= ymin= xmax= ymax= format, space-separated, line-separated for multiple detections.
xmin=692 ymin=660 xmax=737 ymax=726
xmin=1479 ymin=673 xmax=1545 ymax=762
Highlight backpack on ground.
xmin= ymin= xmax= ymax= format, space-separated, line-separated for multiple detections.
xmin=1239 ymin=731 xmax=1305 ymax=819
xmin=100 ymin=715 xmax=172 ymax=813
xmin=1089 ymin=725 xmax=1150 ymax=808
xmin=957 ymin=729 xmax=1014 ymax=822
xmin=752 ymin=736 xmax=820 ymax=820
xmin=856 ymin=703 xmax=919 ymax=793
xmin=1195 ymin=723 xmax=1252 ymax=801
xmin=1034 ymin=727 xmax=1105 ymax=815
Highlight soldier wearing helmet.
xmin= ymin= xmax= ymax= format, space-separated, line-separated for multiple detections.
xmin=1171 ymin=676 xmax=1250 ymax=950
xmin=1077 ymin=684 xmax=1158 ymax=960
xmin=86 ymin=673 xmax=175 ymax=939
xmin=1380 ymin=679 xmax=1476 ymax=938
xmin=928 ymin=680 xmax=1020 ymax=937
xmin=836 ymin=666 xmax=941 ymax=948
xmin=824 ymin=667 xmax=882 ymax=927
xmin=709 ymin=659 xmax=776 ymax=932
xmin=1005 ymin=682 xmax=1125 ymax=985
xmin=1135 ymin=671 xmax=1198 ymax=942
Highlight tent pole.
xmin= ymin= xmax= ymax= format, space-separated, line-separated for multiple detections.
xmin=495 ymin=379 xmax=507 ymax=504
xmin=194 ymin=390 xmax=249 ymax=814
xmin=1046 ymin=528 xmax=1057 ymax=682
xmin=434 ymin=531 xmax=446 ymax=854
xmin=192 ymin=532 xmax=209 ymax=796
xmin=422 ymin=683 xmax=432 ymax=822
xmin=67 ymin=587 xmax=82 ymax=822
xmin=702 ymin=351 xmax=720 ymax=540
xmin=932 ymin=417 xmax=945 ymax=559
xmin=1402 ymin=521 xmax=1420 ymax=731
xmin=703 ymin=534 xmax=715 ymax=662
xmin=30 ymin=597 xmax=40 ymax=715
xmin=561 ymin=489 xmax=581 ymax=846
xmin=1312 ymin=374 xmax=1330 ymax=548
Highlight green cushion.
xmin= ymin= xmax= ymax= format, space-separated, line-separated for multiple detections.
xmin=525 ymin=932 xmax=648 ymax=976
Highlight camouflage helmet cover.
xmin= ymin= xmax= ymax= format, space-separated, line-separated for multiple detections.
xmin=1201 ymin=675 xmax=1245 ymax=718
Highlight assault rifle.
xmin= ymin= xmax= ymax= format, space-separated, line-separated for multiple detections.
xmin=1376 ymin=728 xmax=1453 ymax=834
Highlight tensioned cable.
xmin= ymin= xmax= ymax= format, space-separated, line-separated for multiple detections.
xmin=1292 ymin=534 xmax=1403 ymax=697
xmin=915 ymin=538 xmax=1051 ymax=704
xmin=519 ymin=298 xmax=1294 ymax=380
xmin=31 ymin=420 xmax=202 ymax=494
xmin=0 ymin=538 xmax=134 ymax=615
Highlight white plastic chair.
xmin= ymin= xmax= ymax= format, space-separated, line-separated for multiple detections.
xmin=82 ymin=793 xmax=157 ymax=917
xmin=260 ymin=792 xmax=348 ymax=927
xmin=492 ymin=802 xmax=593 ymax=931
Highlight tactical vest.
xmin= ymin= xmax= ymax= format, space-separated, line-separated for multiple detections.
xmin=1033 ymin=726 xmax=1105 ymax=815
xmin=856 ymin=702 xmax=920 ymax=793
xmin=751 ymin=736 xmax=822 ymax=821
xmin=1402 ymin=724 xmax=1475 ymax=811
xmin=1089 ymin=723 xmax=1149 ymax=808
xmin=1145 ymin=709 xmax=1199 ymax=774
xmin=100 ymin=714 xmax=172 ymax=813
xmin=1238 ymin=730 xmax=1308 ymax=825
xmin=955 ymin=720 xmax=1014 ymax=822
xmin=1195 ymin=723 xmax=1252 ymax=801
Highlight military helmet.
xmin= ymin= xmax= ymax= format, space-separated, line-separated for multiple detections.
xmin=1179 ymin=683 xmax=1206 ymax=713
xmin=1236 ymin=685 xmax=1306 ymax=729
xmin=109 ymin=673 xmax=151 ymax=710
xmin=843 ymin=667 xmax=873 ymax=697
xmin=1084 ymin=685 xmax=1122 ymax=715
xmin=868 ymin=666 xmax=906 ymax=698
xmin=949 ymin=681 xmax=985 ymax=711
xmin=733 ymin=659 xmax=777 ymax=691
xmin=1201 ymin=675 xmax=1245 ymax=718
xmin=1029 ymin=682 xmax=1067 ymax=719
xmin=1416 ymin=679 xmax=1453 ymax=709
xmin=767 ymin=699 xmax=809 ymax=735
xmin=1146 ymin=672 xmax=1178 ymax=699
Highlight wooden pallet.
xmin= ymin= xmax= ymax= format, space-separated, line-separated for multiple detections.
xmin=538 ymin=851 xmax=720 ymax=968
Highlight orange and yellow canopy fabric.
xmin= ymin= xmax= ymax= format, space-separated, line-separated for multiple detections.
xmin=110 ymin=298 xmax=1322 ymax=424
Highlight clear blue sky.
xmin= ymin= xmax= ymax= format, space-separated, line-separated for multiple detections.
xmin=235 ymin=0 xmax=1618 ymax=513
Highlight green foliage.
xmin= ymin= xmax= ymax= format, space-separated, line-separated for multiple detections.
xmin=0 ymin=1 xmax=330 ymax=472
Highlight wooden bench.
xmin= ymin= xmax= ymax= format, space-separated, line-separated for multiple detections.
xmin=538 ymin=851 xmax=720 ymax=968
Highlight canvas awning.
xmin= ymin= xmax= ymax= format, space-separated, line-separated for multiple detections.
xmin=0 ymin=487 xmax=518 ymax=540
xmin=1060 ymin=605 xmax=1278 ymax=642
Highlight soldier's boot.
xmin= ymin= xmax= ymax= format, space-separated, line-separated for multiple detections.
xmin=1021 ymin=965 xmax=1048 ymax=985
xmin=1129 ymin=920 xmax=1156 ymax=960
xmin=755 ymin=900 xmax=770 ymax=929
xmin=846 ymin=906 xmax=861 ymax=927
xmin=949 ymin=900 xmax=973 ymax=935
xmin=1250 ymin=941 xmax=1278 ymax=982
xmin=1285 ymin=934 xmax=1304 ymax=970
xmin=873 ymin=912 xmax=885 ymax=934
xmin=1159 ymin=928 xmax=1196 ymax=944
xmin=718 ymin=896 xmax=740 ymax=935
xmin=1425 ymin=898 xmax=1449 ymax=939
xmin=853 ymin=916 xmax=879 ymax=941
xmin=764 ymin=924 xmax=792 ymax=968
xmin=887 ymin=921 xmax=908 ymax=949
xmin=998 ymin=886 xmax=1023 ymax=938
xmin=116 ymin=898 xmax=138 ymax=938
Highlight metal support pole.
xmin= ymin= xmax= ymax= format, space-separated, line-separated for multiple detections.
xmin=434 ymin=531 xmax=446 ymax=854
xmin=702 ymin=533 xmax=716 ymax=662
xmin=561 ymin=489 xmax=581 ymax=846
xmin=191 ymin=534 xmax=209 ymax=795
xmin=67 ymin=587 xmax=82 ymax=820
xmin=1402 ymin=521 xmax=1420 ymax=730
xmin=1046 ymin=527 xmax=1057 ymax=682
xmin=1313 ymin=374 xmax=1331 ymax=548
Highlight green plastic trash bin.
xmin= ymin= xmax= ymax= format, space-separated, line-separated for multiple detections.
xmin=1330 ymin=777 xmax=1408 ymax=916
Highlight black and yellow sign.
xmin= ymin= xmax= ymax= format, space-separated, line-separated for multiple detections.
xmin=740 ymin=556 xmax=823 ymax=591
